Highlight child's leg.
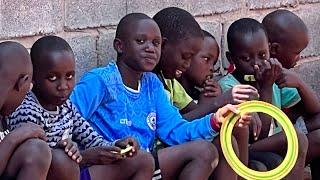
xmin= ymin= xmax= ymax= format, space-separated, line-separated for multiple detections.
xmin=88 ymin=150 xmax=154 ymax=180
xmin=2 ymin=138 xmax=51 ymax=180
xmin=211 ymin=135 xmax=239 ymax=180
xmin=250 ymin=129 xmax=308 ymax=180
xmin=233 ymin=127 xmax=249 ymax=165
xmin=305 ymin=129 xmax=320 ymax=178
xmin=249 ymin=151 xmax=282 ymax=170
xmin=47 ymin=149 xmax=80 ymax=180
xmin=158 ymin=140 xmax=218 ymax=180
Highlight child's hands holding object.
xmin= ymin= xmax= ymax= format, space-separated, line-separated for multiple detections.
xmin=113 ymin=136 xmax=140 ymax=158
xmin=56 ymin=129 xmax=82 ymax=164
xmin=202 ymin=78 xmax=222 ymax=97
xmin=214 ymin=104 xmax=252 ymax=128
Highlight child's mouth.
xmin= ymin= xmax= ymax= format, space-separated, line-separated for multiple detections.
xmin=175 ymin=69 xmax=183 ymax=78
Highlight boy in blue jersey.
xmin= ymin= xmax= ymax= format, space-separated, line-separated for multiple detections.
xmin=263 ymin=10 xmax=320 ymax=179
xmin=219 ymin=18 xmax=308 ymax=179
xmin=71 ymin=13 xmax=253 ymax=180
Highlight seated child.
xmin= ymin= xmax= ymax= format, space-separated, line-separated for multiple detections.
xmin=263 ymin=9 xmax=320 ymax=178
xmin=0 ymin=41 xmax=51 ymax=180
xmin=71 ymin=12 xmax=253 ymax=180
xmin=178 ymin=30 xmax=222 ymax=101
xmin=218 ymin=18 xmax=308 ymax=179
xmin=7 ymin=36 xmax=155 ymax=180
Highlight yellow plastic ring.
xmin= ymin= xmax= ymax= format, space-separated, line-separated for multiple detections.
xmin=220 ymin=100 xmax=298 ymax=180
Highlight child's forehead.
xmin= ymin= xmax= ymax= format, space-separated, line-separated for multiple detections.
xmin=126 ymin=19 xmax=159 ymax=36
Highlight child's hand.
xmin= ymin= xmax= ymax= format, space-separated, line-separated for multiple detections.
xmin=248 ymin=112 xmax=262 ymax=141
xmin=254 ymin=58 xmax=282 ymax=87
xmin=276 ymin=68 xmax=302 ymax=88
xmin=215 ymin=104 xmax=251 ymax=128
xmin=229 ymin=84 xmax=259 ymax=104
xmin=81 ymin=146 xmax=124 ymax=165
xmin=203 ymin=78 xmax=222 ymax=97
xmin=114 ymin=136 xmax=140 ymax=157
xmin=56 ymin=138 xmax=82 ymax=164
xmin=11 ymin=123 xmax=48 ymax=142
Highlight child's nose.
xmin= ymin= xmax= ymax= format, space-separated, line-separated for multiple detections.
xmin=145 ymin=42 xmax=155 ymax=52
xmin=57 ymin=80 xmax=69 ymax=91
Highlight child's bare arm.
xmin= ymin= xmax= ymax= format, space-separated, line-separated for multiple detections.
xmin=255 ymin=58 xmax=282 ymax=138
xmin=0 ymin=123 xmax=47 ymax=174
xmin=182 ymin=85 xmax=259 ymax=120
xmin=277 ymin=69 xmax=320 ymax=116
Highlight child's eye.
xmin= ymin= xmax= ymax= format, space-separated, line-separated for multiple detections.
xmin=239 ymin=56 xmax=250 ymax=62
xmin=136 ymin=39 xmax=145 ymax=44
xmin=153 ymin=40 xmax=161 ymax=47
xmin=260 ymin=53 xmax=266 ymax=59
xmin=48 ymin=76 xmax=57 ymax=81
xmin=203 ymin=57 xmax=209 ymax=61
xmin=66 ymin=74 xmax=74 ymax=80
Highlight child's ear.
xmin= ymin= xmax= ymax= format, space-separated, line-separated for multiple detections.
xmin=269 ymin=42 xmax=279 ymax=57
xmin=15 ymin=74 xmax=29 ymax=91
xmin=113 ymin=38 xmax=124 ymax=54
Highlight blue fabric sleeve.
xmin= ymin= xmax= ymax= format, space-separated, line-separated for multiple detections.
xmin=154 ymin=82 xmax=218 ymax=145
xmin=280 ymin=87 xmax=301 ymax=108
xmin=70 ymin=72 xmax=107 ymax=120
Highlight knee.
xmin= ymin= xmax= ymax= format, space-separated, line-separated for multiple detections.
xmin=249 ymin=160 xmax=267 ymax=171
xmin=191 ymin=140 xmax=219 ymax=168
xmin=18 ymin=139 xmax=52 ymax=169
xmin=134 ymin=150 xmax=155 ymax=172
xmin=296 ymin=129 xmax=308 ymax=156
xmin=50 ymin=149 xmax=79 ymax=179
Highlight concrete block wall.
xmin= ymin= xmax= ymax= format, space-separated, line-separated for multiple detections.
xmin=1 ymin=0 xmax=320 ymax=96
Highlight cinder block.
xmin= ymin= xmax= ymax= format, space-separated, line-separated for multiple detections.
xmin=299 ymin=0 xmax=320 ymax=4
xmin=293 ymin=6 xmax=320 ymax=57
xmin=65 ymin=33 xmax=99 ymax=80
xmin=247 ymin=0 xmax=298 ymax=9
xmin=65 ymin=0 xmax=126 ymax=30
xmin=127 ymin=0 xmax=241 ymax=17
xmin=0 ymin=0 xmax=63 ymax=38
xmin=97 ymin=29 xmax=117 ymax=66
xmin=294 ymin=59 xmax=320 ymax=98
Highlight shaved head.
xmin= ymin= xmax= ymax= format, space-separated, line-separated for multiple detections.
xmin=116 ymin=13 xmax=151 ymax=40
xmin=262 ymin=9 xmax=308 ymax=44
xmin=0 ymin=41 xmax=32 ymax=82
xmin=262 ymin=10 xmax=309 ymax=68
xmin=0 ymin=41 xmax=32 ymax=116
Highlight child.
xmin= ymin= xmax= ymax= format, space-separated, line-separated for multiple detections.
xmin=218 ymin=18 xmax=308 ymax=179
xmin=71 ymin=13 xmax=253 ymax=180
xmin=0 ymin=41 xmax=52 ymax=180
xmin=7 ymin=36 xmax=155 ymax=180
xmin=263 ymin=9 xmax=320 ymax=178
xmin=178 ymin=30 xmax=222 ymax=100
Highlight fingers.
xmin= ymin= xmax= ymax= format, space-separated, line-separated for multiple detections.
xmin=237 ymin=113 xmax=251 ymax=128
xmin=216 ymin=104 xmax=240 ymax=124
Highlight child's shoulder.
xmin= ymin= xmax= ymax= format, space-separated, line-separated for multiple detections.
xmin=218 ymin=74 xmax=240 ymax=92
xmin=142 ymin=72 xmax=164 ymax=88
xmin=81 ymin=61 xmax=122 ymax=85
xmin=9 ymin=92 xmax=43 ymax=118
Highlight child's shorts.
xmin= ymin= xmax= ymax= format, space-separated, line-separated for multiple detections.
xmin=80 ymin=167 xmax=91 ymax=180
xmin=152 ymin=150 xmax=162 ymax=180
